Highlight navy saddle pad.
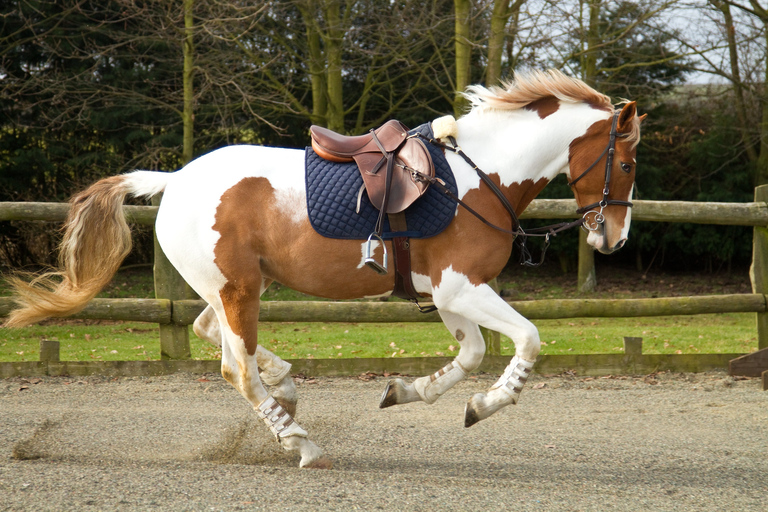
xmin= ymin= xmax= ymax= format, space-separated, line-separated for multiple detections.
xmin=305 ymin=122 xmax=458 ymax=240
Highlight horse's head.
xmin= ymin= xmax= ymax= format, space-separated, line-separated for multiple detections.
xmin=568 ymin=101 xmax=645 ymax=254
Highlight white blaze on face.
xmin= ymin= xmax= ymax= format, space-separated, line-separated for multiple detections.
xmin=585 ymin=184 xmax=633 ymax=253
xmin=618 ymin=184 xmax=634 ymax=242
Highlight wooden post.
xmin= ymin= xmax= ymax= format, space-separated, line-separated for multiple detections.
xmin=762 ymin=370 xmax=767 ymax=391
xmin=152 ymin=194 xmax=191 ymax=360
xmin=483 ymin=278 xmax=502 ymax=356
xmin=39 ymin=340 xmax=60 ymax=362
xmin=577 ymin=230 xmax=596 ymax=293
xmin=623 ymin=336 xmax=643 ymax=356
xmin=750 ymin=184 xmax=768 ymax=351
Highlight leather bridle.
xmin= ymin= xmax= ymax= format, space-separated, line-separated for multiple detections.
xmin=567 ymin=110 xmax=634 ymax=232
xmin=413 ymin=109 xmax=634 ymax=266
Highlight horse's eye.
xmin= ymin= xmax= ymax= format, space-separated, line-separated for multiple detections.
xmin=620 ymin=162 xmax=632 ymax=174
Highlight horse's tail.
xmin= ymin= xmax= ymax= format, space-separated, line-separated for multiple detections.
xmin=4 ymin=171 xmax=171 ymax=327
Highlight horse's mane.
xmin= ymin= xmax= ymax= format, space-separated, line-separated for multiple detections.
xmin=464 ymin=69 xmax=641 ymax=147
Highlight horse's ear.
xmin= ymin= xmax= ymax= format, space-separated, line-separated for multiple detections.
xmin=638 ymin=113 xmax=648 ymax=123
xmin=617 ymin=101 xmax=637 ymax=132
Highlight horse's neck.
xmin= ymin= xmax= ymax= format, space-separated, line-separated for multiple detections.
xmin=450 ymin=104 xmax=604 ymax=211
xmin=454 ymin=109 xmax=571 ymax=185
xmin=447 ymin=111 xmax=560 ymax=216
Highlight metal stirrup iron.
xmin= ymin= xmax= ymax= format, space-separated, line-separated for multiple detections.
xmin=364 ymin=233 xmax=388 ymax=274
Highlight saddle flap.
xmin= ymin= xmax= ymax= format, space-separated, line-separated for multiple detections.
xmin=356 ymin=137 xmax=434 ymax=214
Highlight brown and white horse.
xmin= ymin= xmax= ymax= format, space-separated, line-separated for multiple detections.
xmin=5 ymin=70 xmax=644 ymax=468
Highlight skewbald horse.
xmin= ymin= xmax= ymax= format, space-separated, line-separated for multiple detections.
xmin=5 ymin=70 xmax=644 ymax=468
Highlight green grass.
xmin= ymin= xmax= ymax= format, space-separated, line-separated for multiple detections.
xmin=1 ymin=267 xmax=758 ymax=362
xmin=1 ymin=322 xmax=220 ymax=362
xmin=0 ymin=313 xmax=757 ymax=362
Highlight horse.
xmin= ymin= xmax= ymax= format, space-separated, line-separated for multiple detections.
xmin=5 ymin=70 xmax=644 ymax=469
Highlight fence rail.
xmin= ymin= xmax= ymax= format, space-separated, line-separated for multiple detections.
xmin=3 ymin=198 xmax=768 ymax=225
xmin=0 ymin=294 xmax=764 ymax=325
xmin=2 ymin=193 xmax=768 ymax=379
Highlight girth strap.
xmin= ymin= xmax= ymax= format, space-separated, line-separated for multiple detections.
xmin=388 ymin=213 xmax=418 ymax=300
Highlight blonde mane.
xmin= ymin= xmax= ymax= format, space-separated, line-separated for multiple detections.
xmin=463 ymin=69 xmax=641 ymax=147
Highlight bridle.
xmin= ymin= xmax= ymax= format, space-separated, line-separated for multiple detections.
xmin=412 ymin=109 xmax=634 ymax=266
xmin=567 ymin=109 xmax=634 ymax=232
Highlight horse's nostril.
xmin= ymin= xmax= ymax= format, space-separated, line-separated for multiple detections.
xmin=615 ymin=238 xmax=627 ymax=250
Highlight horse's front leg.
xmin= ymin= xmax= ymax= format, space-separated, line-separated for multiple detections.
xmin=428 ymin=272 xmax=541 ymax=427
xmin=380 ymin=310 xmax=485 ymax=407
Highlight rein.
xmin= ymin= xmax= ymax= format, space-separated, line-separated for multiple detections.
xmin=412 ymin=109 xmax=631 ymax=267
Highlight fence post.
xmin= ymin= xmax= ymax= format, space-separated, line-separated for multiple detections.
xmin=39 ymin=339 xmax=60 ymax=362
xmin=152 ymin=194 xmax=191 ymax=360
xmin=750 ymin=184 xmax=768 ymax=351
xmin=577 ymin=230 xmax=596 ymax=293
xmin=483 ymin=278 xmax=502 ymax=355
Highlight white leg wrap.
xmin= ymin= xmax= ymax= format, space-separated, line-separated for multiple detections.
xmin=256 ymin=396 xmax=307 ymax=440
xmin=490 ymin=355 xmax=535 ymax=404
xmin=256 ymin=346 xmax=292 ymax=386
xmin=414 ymin=361 xmax=468 ymax=404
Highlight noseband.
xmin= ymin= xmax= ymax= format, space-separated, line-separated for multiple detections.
xmin=567 ymin=110 xmax=634 ymax=231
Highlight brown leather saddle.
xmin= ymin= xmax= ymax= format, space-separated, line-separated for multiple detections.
xmin=310 ymin=120 xmax=435 ymax=304
xmin=310 ymin=120 xmax=434 ymax=215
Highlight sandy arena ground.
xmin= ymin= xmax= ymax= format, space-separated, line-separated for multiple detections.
xmin=1 ymin=370 xmax=766 ymax=511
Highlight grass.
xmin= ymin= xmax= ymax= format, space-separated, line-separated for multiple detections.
xmin=0 ymin=314 xmax=757 ymax=363
xmin=0 ymin=266 xmax=759 ymax=362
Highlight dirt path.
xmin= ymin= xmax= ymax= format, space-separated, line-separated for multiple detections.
xmin=1 ymin=371 xmax=766 ymax=511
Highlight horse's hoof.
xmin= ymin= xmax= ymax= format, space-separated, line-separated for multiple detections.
xmin=301 ymin=456 xmax=334 ymax=469
xmin=464 ymin=393 xmax=485 ymax=428
xmin=379 ymin=379 xmax=400 ymax=408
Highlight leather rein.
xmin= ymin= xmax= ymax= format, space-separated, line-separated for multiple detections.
xmin=411 ymin=109 xmax=631 ymax=267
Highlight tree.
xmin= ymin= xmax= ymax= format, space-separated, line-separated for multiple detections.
xmin=485 ymin=0 xmax=526 ymax=85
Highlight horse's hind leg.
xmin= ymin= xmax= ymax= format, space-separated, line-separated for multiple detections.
xmin=213 ymin=292 xmax=330 ymax=469
xmin=380 ymin=310 xmax=485 ymax=407
xmin=193 ymin=304 xmax=297 ymax=416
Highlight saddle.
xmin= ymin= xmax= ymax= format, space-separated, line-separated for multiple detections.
xmin=310 ymin=120 xmax=436 ymax=303
xmin=310 ymin=120 xmax=434 ymax=215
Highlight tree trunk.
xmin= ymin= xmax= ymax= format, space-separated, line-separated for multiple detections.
xmin=454 ymin=0 xmax=472 ymax=116
xmin=182 ymin=0 xmax=194 ymax=165
xmin=757 ymin=27 xmax=768 ymax=185
xmin=577 ymin=0 xmax=601 ymax=292
xmin=307 ymin=24 xmax=328 ymax=125
xmin=486 ymin=0 xmax=525 ymax=86
xmin=324 ymin=0 xmax=345 ymax=132
xmin=714 ymin=1 xmax=758 ymax=164
xmin=582 ymin=0 xmax=601 ymax=87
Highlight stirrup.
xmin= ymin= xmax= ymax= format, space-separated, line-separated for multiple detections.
xmin=364 ymin=233 xmax=388 ymax=275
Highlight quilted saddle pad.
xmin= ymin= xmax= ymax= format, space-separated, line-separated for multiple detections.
xmin=305 ymin=122 xmax=458 ymax=240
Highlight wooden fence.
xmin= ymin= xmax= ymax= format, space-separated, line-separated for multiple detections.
xmin=2 ymin=188 xmax=768 ymax=381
